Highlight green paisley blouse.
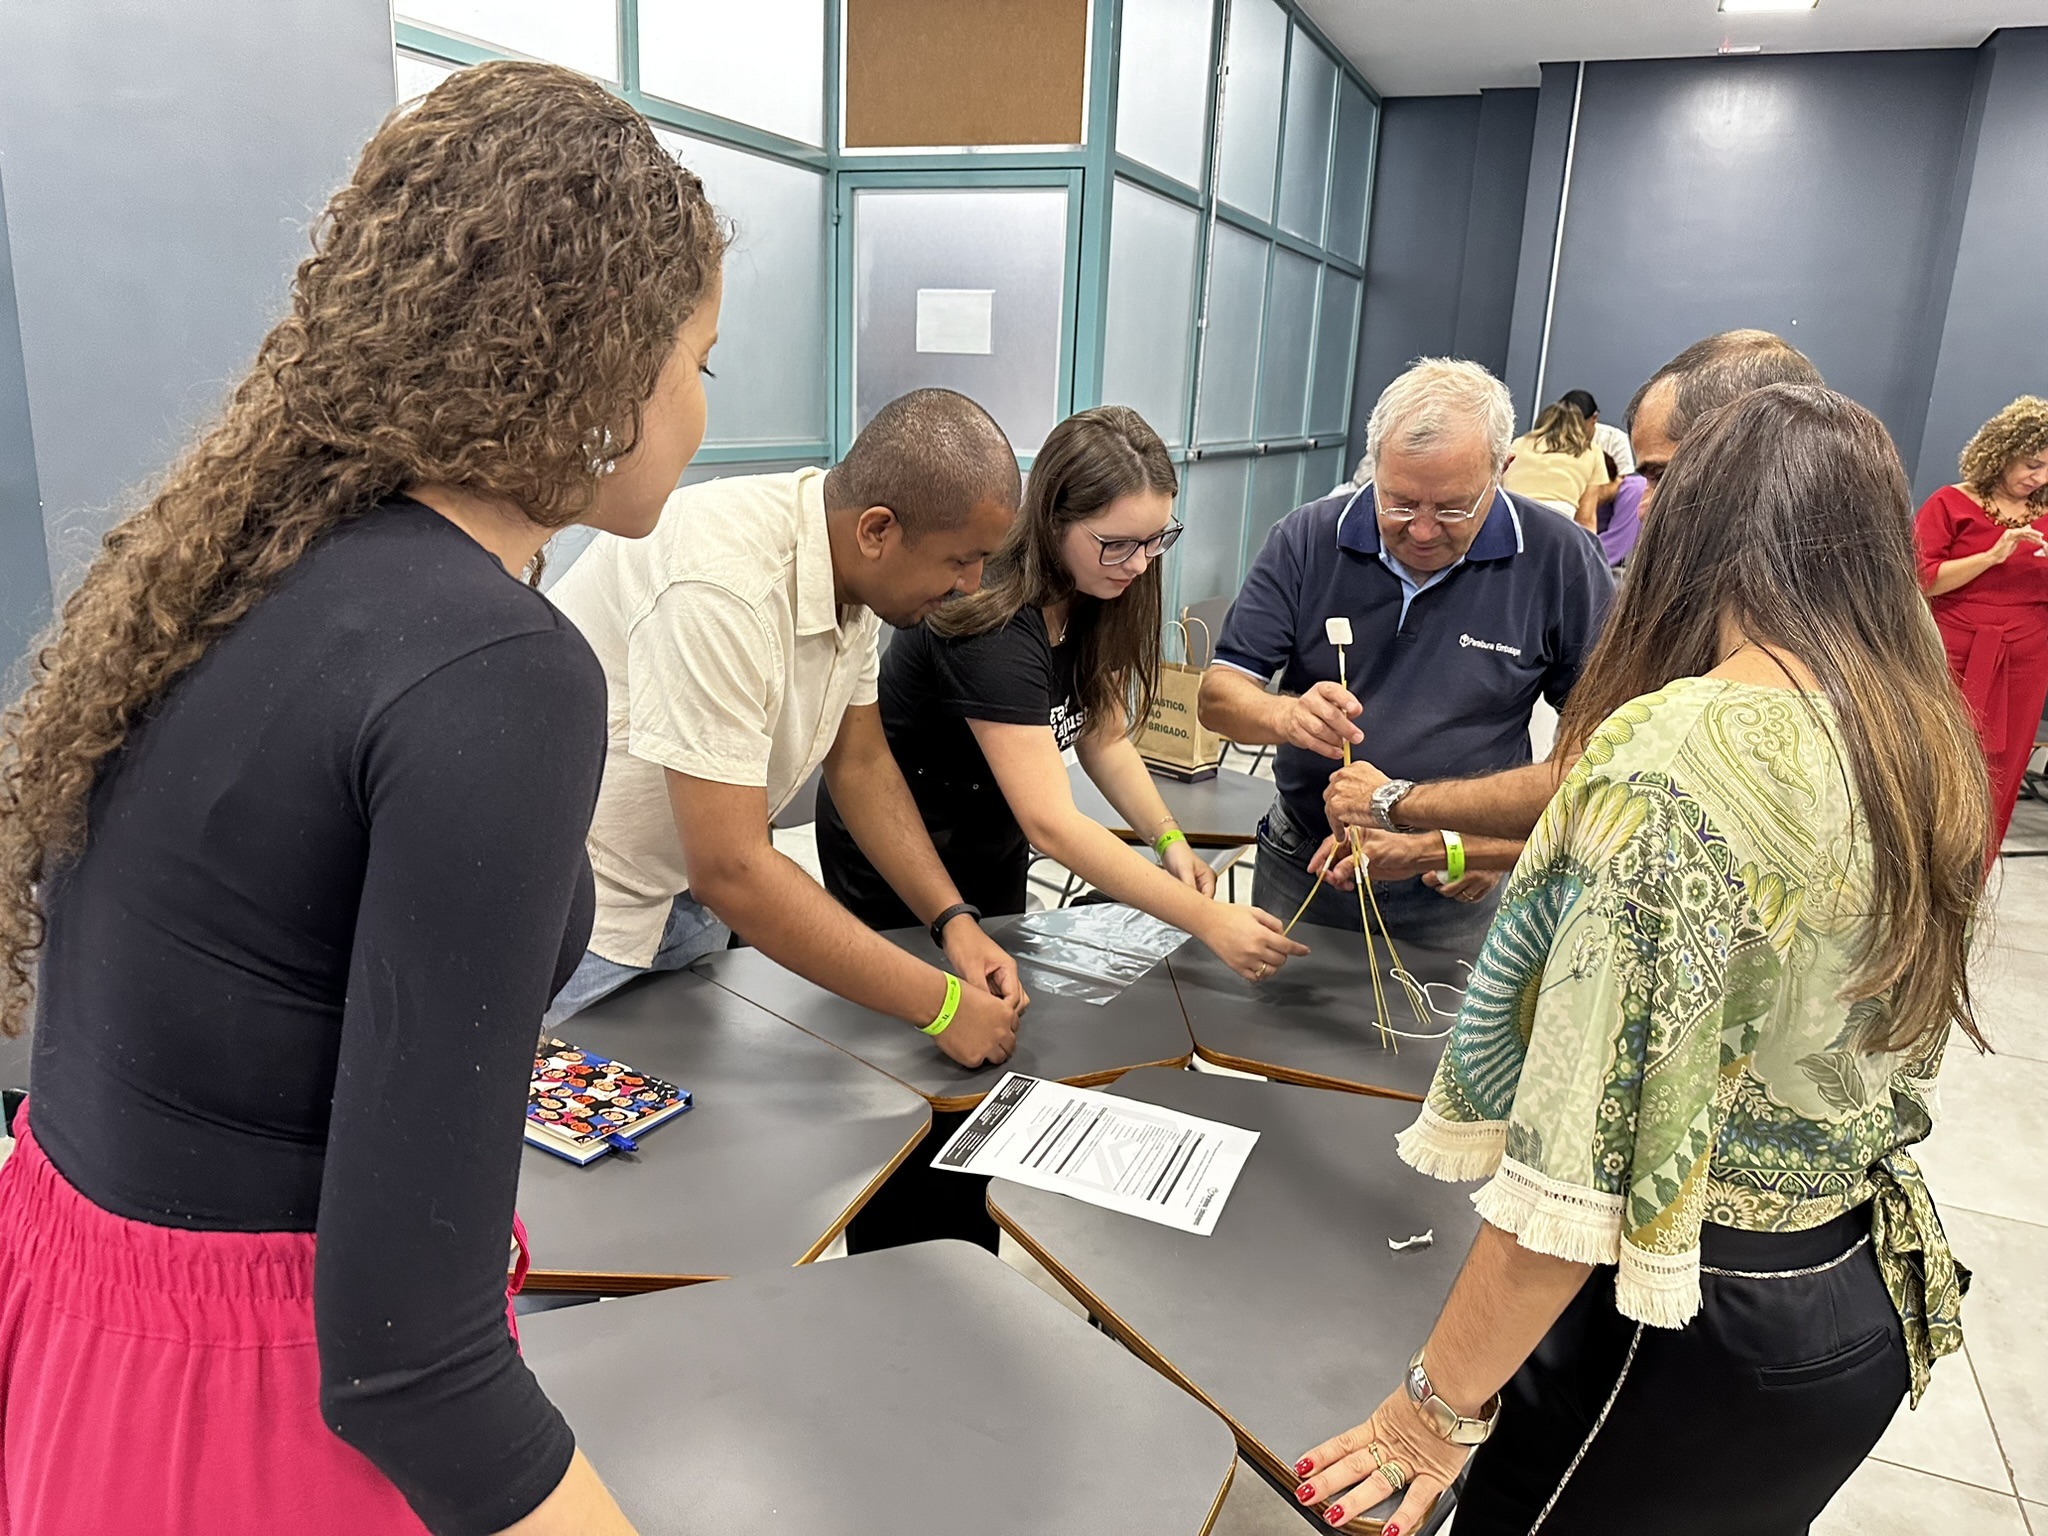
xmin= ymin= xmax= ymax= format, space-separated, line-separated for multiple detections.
xmin=1398 ymin=677 xmax=1965 ymax=1402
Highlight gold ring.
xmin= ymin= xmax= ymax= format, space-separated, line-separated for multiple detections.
xmin=1255 ymin=963 xmax=1267 ymax=979
xmin=1382 ymin=1459 xmax=1411 ymax=1492
xmin=1367 ymin=1441 xmax=1390 ymax=1473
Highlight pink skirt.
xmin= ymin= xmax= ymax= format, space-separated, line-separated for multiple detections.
xmin=0 ymin=1118 xmax=432 ymax=1535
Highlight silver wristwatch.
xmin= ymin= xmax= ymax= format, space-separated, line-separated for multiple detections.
xmin=1405 ymin=1348 xmax=1500 ymax=1445
xmin=1369 ymin=778 xmax=1418 ymax=833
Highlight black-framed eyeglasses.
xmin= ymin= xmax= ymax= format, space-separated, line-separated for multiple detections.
xmin=1089 ymin=521 xmax=1184 ymax=566
xmin=1373 ymin=482 xmax=1495 ymax=525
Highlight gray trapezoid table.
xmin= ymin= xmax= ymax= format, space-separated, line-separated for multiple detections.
xmin=517 ymin=969 xmax=930 ymax=1293
xmin=1068 ymin=762 xmax=1275 ymax=849
xmin=1169 ymin=931 xmax=1476 ymax=1101
xmin=986 ymin=1070 xmax=1482 ymax=1533
xmin=696 ymin=915 xmax=1193 ymax=1112
xmin=519 ymin=1240 xmax=1241 ymax=1536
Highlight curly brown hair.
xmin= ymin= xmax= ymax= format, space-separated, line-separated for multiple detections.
xmin=1960 ymin=395 xmax=2048 ymax=506
xmin=0 ymin=60 xmax=726 ymax=1037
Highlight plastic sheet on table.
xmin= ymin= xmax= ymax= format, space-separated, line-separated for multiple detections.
xmin=1015 ymin=962 xmax=1121 ymax=1006
xmin=1007 ymin=931 xmax=1156 ymax=988
xmin=1009 ymin=904 xmax=1190 ymax=964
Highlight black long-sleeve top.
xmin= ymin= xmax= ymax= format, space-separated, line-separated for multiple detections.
xmin=29 ymin=499 xmax=602 ymax=1535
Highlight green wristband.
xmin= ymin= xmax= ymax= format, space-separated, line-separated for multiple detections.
xmin=1442 ymin=830 xmax=1466 ymax=884
xmin=1153 ymin=827 xmax=1189 ymax=857
xmin=922 ymin=972 xmax=963 ymax=1036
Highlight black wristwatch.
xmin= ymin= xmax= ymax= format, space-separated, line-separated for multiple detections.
xmin=929 ymin=903 xmax=983 ymax=950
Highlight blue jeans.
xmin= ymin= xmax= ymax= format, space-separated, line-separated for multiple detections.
xmin=1249 ymin=793 xmax=1499 ymax=956
xmin=541 ymin=891 xmax=730 ymax=1030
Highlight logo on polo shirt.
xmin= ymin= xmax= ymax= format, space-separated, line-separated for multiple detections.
xmin=1459 ymin=632 xmax=1523 ymax=657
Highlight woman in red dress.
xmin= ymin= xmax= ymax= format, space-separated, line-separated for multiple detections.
xmin=1915 ymin=396 xmax=2048 ymax=860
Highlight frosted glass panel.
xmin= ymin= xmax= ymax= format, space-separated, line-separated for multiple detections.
xmin=395 ymin=51 xmax=458 ymax=103
xmin=1310 ymin=269 xmax=1360 ymax=436
xmin=1177 ymin=458 xmax=1250 ymax=604
xmin=1247 ymin=452 xmax=1304 ymax=556
xmin=656 ymin=131 xmax=827 ymax=447
xmin=1303 ymin=447 xmax=1346 ymax=501
xmin=398 ymin=0 xmax=616 ymax=79
xmin=1114 ymin=0 xmax=1213 ymax=189
xmin=1214 ymin=0 xmax=1286 ymax=219
xmin=640 ymin=0 xmax=825 ymax=147
xmin=1256 ymin=248 xmax=1318 ymax=438
xmin=1329 ymin=78 xmax=1376 ymax=262
xmin=1277 ymin=31 xmax=1336 ymax=244
xmin=1102 ymin=179 xmax=1201 ymax=449
xmin=852 ymin=186 xmax=1069 ymax=455
xmin=1193 ymin=223 xmax=1267 ymax=445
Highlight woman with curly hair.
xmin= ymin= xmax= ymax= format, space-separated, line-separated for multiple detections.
xmin=1915 ymin=395 xmax=2048 ymax=859
xmin=0 ymin=62 xmax=723 ymax=1535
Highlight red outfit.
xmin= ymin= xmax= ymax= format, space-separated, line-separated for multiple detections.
xmin=1915 ymin=484 xmax=2048 ymax=857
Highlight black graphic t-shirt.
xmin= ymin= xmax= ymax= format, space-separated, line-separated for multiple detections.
xmin=817 ymin=606 xmax=1086 ymax=928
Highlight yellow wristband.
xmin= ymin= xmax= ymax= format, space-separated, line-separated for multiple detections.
xmin=1442 ymin=830 xmax=1466 ymax=884
xmin=922 ymin=972 xmax=963 ymax=1036
xmin=1153 ymin=827 xmax=1188 ymax=857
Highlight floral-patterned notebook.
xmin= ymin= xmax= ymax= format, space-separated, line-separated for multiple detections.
xmin=525 ymin=1038 xmax=693 ymax=1166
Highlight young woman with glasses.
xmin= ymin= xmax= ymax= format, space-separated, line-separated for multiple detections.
xmin=816 ymin=406 xmax=1305 ymax=985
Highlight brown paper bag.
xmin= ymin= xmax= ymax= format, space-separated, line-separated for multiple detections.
xmin=1135 ymin=614 xmax=1224 ymax=782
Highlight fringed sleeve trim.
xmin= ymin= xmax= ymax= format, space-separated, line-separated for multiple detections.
xmin=1470 ymin=1156 xmax=1624 ymax=1266
xmin=1396 ymin=1107 xmax=1506 ymax=1183
xmin=1616 ymin=1239 xmax=1703 ymax=1329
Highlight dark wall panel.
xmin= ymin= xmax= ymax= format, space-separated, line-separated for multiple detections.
xmin=1452 ymin=87 xmax=1540 ymax=378
xmin=1535 ymin=50 xmax=1978 ymax=469
xmin=1916 ymin=28 xmax=2048 ymax=502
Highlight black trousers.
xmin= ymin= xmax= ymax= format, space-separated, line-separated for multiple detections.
xmin=1455 ymin=1207 xmax=1910 ymax=1536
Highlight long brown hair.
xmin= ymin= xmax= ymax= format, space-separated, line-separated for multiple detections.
xmin=1558 ymin=384 xmax=1987 ymax=1055
xmin=929 ymin=406 xmax=1176 ymax=734
xmin=1531 ymin=399 xmax=1594 ymax=456
xmin=0 ymin=61 xmax=726 ymax=1037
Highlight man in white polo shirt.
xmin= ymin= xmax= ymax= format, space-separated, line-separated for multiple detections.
xmin=546 ymin=389 xmax=1029 ymax=1066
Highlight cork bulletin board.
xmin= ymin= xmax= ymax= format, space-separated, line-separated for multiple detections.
xmin=843 ymin=0 xmax=1090 ymax=149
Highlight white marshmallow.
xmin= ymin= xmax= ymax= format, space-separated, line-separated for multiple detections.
xmin=1324 ymin=617 xmax=1353 ymax=647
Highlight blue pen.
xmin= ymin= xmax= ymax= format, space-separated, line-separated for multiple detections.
xmin=601 ymin=1131 xmax=640 ymax=1154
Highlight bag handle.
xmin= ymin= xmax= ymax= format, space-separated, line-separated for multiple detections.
xmin=1175 ymin=608 xmax=1212 ymax=667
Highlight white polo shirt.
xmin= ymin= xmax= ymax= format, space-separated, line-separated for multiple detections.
xmin=548 ymin=468 xmax=881 ymax=966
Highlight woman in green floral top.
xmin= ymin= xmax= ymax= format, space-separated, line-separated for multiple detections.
xmin=1294 ymin=386 xmax=1987 ymax=1536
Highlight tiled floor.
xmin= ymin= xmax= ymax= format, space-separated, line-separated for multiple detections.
xmin=786 ymin=756 xmax=2048 ymax=1535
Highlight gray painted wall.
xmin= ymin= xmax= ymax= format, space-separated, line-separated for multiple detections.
xmin=0 ymin=0 xmax=396 ymax=630
xmin=1348 ymin=88 xmax=1536 ymax=466
xmin=1915 ymin=28 xmax=2048 ymax=502
xmin=1530 ymin=50 xmax=1980 ymax=472
xmin=0 ymin=165 xmax=49 ymax=689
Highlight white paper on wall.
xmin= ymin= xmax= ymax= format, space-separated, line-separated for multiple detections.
xmin=915 ymin=288 xmax=995 ymax=354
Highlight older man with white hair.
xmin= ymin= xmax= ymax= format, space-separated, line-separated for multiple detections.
xmin=1198 ymin=357 xmax=1614 ymax=951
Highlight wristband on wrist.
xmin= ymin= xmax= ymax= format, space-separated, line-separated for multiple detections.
xmin=928 ymin=901 xmax=981 ymax=951
xmin=922 ymin=972 xmax=963 ymax=1036
xmin=1153 ymin=827 xmax=1188 ymax=857
xmin=1441 ymin=830 xmax=1466 ymax=884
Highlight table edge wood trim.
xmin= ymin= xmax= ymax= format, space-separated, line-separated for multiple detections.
xmin=1106 ymin=827 xmax=1258 ymax=850
xmin=988 ymin=1206 xmax=1400 ymax=1534
xmin=1197 ymin=1457 xmax=1235 ymax=1536
xmin=1186 ymin=1043 xmax=1425 ymax=1103
xmin=522 ymin=1269 xmax=721 ymax=1295
xmin=925 ymin=1052 xmax=1192 ymax=1113
xmin=794 ymin=1106 xmax=935 ymax=1264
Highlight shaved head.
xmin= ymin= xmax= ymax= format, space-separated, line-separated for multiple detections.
xmin=1626 ymin=330 xmax=1822 ymax=442
xmin=825 ymin=389 xmax=1021 ymax=541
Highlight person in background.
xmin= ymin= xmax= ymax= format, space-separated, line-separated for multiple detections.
xmin=1294 ymin=384 xmax=1983 ymax=1536
xmin=545 ymin=390 xmax=1030 ymax=1069
xmin=1575 ymin=455 xmax=1649 ymax=569
xmin=1560 ymin=387 xmax=1636 ymax=477
xmin=1501 ymin=397 xmax=1607 ymax=519
xmin=817 ymin=406 xmax=1307 ymax=1252
xmin=0 ymin=63 xmax=721 ymax=1535
xmin=1198 ymin=359 xmax=1612 ymax=955
xmin=1914 ymin=395 xmax=2048 ymax=861
xmin=1325 ymin=330 xmax=1821 ymax=849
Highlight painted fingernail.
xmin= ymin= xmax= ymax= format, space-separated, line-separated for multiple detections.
xmin=1384 ymin=1526 xmax=1400 ymax=1536
xmin=1296 ymin=1483 xmax=1316 ymax=1504
xmin=1324 ymin=1507 xmax=1345 ymax=1526
xmin=1294 ymin=1458 xmax=1315 ymax=1477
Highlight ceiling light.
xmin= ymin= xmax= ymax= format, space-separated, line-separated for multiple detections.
xmin=1719 ymin=0 xmax=1818 ymax=12
xmin=1718 ymin=42 xmax=1764 ymax=54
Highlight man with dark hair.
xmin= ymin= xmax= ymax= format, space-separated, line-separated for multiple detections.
xmin=544 ymin=388 xmax=1031 ymax=1067
xmin=1323 ymin=330 xmax=1820 ymax=846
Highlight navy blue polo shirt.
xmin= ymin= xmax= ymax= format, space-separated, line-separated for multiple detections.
xmin=1213 ymin=484 xmax=1614 ymax=841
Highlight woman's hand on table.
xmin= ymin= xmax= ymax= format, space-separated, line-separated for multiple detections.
xmin=1195 ymin=902 xmax=1309 ymax=982
xmin=1161 ymin=838 xmax=1217 ymax=896
xmin=1292 ymin=1385 xmax=1471 ymax=1535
